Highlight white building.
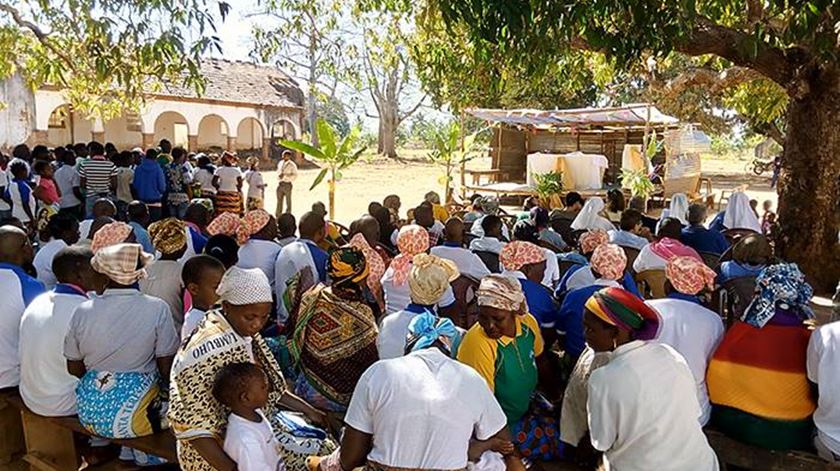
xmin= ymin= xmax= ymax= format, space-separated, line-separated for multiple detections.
xmin=2 ymin=59 xmax=304 ymax=160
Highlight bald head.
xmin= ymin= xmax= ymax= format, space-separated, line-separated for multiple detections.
xmin=92 ymin=199 xmax=117 ymax=219
xmin=0 ymin=226 xmax=33 ymax=266
xmin=444 ymin=217 xmax=465 ymax=244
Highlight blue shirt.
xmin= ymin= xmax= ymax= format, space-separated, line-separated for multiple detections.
xmin=517 ymin=277 xmax=560 ymax=329
xmin=666 ymin=291 xmax=703 ymax=304
xmin=708 ymin=211 xmax=726 ymax=232
xmin=303 ymin=240 xmax=328 ymax=282
xmin=556 ymin=263 xmax=641 ymax=298
xmin=557 ymin=284 xmax=604 ymax=360
xmin=717 ymin=261 xmax=764 ymax=284
xmin=0 ymin=262 xmax=45 ymax=308
xmin=128 ymin=222 xmax=154 ymax=254
xmin=681 ymin=224 xmax=729 ymax=255
xmin=188 ymin=226 xmax=208 ymax=254
xmin=132 ymin=159 xmax=166 ymax=203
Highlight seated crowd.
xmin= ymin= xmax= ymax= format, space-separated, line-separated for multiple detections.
xmin=1 ymin=141 xmax=839 ymax=471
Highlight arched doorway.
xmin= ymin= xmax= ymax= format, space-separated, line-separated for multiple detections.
xmin=236 ymin=117 xmax=264 ymax=151
xmin=197 ymin=114 xmax=229 ymax=151
xmin=271 ymin=119 xmax=296 ymax=142
xmin=47 ymin=105 xmax=94 ymax=146
xmin=153 ymin=111 xmax=189 ymax=149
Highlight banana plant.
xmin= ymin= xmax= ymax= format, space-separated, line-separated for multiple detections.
xmin=427 ymin=121 xmax=480 ymax=203
xmin=281 ymin=119 xmax=366 ymax=220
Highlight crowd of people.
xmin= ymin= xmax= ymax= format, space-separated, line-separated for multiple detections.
xmin=1 ymin=139 xmax=838 ymax=471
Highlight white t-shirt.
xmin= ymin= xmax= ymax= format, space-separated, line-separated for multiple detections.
xmin=181 ymin=307 xmax=206 ymax=340
xmin=194 ymin=168 xmax=216 ymax=195
xmin=588 ymin=341 xmax=718 ymax=471
xmin=377 ymin=308 xmax=428 ymax=360
xmin=345 ymin=348 xmax=507 ymax=469
xmin=0 ymin=265 xmax=44 ymax=388
xmin=238 ymin=239 xmax=282 ymax=290
xmin=381 ymin=265 xmax=455 ymax=315
xmin=470 ymin=215 xmax=510 ymax=240
xmin=808 ymin=321 xmax=840 ymax=456
xmin=632 ymin=244 xmax=668 ymax=273
xmin=33 ymin=239 xmax=68 ymax=290
xmin=274 ymin=240 xmax=320 ymax=324
xmin=430 ymin=245 xmax=491 ymax=280
xmin=648 ymin=298 xmax=725 ymax=426
xmin=19 ymin=288 xmax=87 ymax=416
xmin=214 ymin=166 xmax=243 ymax=192
xmin=244 ymin=170 xmax=265 ymax=200
xmin=79 ymin=219 xmax=93 ymax=240
xmin=0 ymin=168 xmax=11 ymax=211
xmin=223 ymin=409 xmax=285 ymax=471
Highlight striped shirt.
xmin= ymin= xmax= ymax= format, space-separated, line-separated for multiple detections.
xmin=79 ymin=156 xmax=117 ymax=194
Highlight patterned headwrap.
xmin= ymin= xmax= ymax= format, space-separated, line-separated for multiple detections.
xmin=580 ymin=229 xmax=609 ymax=254
xmin=327 ymin=246 xmax=369 ymax=296
xmin=91 ymin=243 xmax=153 ymax=285
xmin=590 ymin=243 xmax=627 ymax=281
xmin=221 ymin=151 xmax=238 ymax=165
xmin=148 ymin=218 xmax=187 ymax=255
xmin=207 ymin=212 xmax=241 ymax=238
xmin=476 ymin=274 xmax=526 ymax=313
xmin=743 ymin=263 xmax=814 ymax=328
xmin=36 ymin=206 xmax=58 ymax=233
xmin=408 ymin=253 xmax=459 ymax=306
xmin=216 ymin=266 xmax=273 ymax=306
xmin=349 ymin=233 xmax=386 ymax=299
xmin=91 ymin=222 xmax=133 ymax=254
xmin=237 ymin=209 xmax=271 ymax=245
xmin=390 ymin=225 xmax=430 ymax=286
xmin=665 ymin=256 xmax=717 ymax=295
xmin=499 ymin=241 xmax=546 ymax=272
xmin=480 ymin=196 xmax=500 ymax=215
xmin=406 ymin=312 xmax=459 ymax=355
xmin=584 ymin=287 xmax=660 ymax=340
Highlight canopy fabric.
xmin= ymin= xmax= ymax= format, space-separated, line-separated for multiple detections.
xmin=466 ymin=104 xmax=679 ymax=129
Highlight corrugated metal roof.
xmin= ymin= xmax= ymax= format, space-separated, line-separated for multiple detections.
xmin=466 ymin=104 xmax=679 ymax=128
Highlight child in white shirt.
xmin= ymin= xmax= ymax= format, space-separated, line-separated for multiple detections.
xmin=213 ymin=362 xmax=285 ymax=471
xmin=244 ymin=157 xmax=267 ymax=211
xmin=180 ymin=255 xmax=226 ymax=339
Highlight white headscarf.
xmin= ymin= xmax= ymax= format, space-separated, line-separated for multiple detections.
xmin=724 ymin=191 xmax=762 ymax=232
xmin=667 ymin=193 xmax=689 ymax=225
xmin=571 ymin=197 xmax=611 ymax=231
xmin=216 ymin=266 xmax=273 ymax=306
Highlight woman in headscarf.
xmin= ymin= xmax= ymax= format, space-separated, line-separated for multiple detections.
xmin=90 ymin=221 xmax=135 ymax=254
xmin=458 ymin=275 xmax=562 ymax=460
xmin=605 ymin=188 xmax=625 ymax=223
xmin=140 ymin=218 xmax=188 ymax=332
xmin=633 ymin=217 xmax=702 ymax=273
xmin=583 ymin=287 xmax=718 ymax=470
xmin=65 ymin=243 xmax=179 ymax=466
xmin=378 ymin=253 xmax=459 ymax=360
xmin=659 ymin=192 xmax=689 ymax=227
xmin=470 ymin=196 xmax=511 ymax=240
xmin=211 ymin=151 xmax=244 ymax=216
xmin=558 ymin=230 xmax=640 ymax=297
xmin=499 ymin=241 xmax=557 ymax=332
xmin=718 ymin=233 xmax=773 ymax=283
xmin=349 ymin=215 xmax=388 ymax=309
xmin=425 ymin=190 xmax=450 ymax=222
xmin=381 ymin=224 xmax=455 ymax=314
xmin=206 ymin=211 xmax=241 ymax=238
xmin=709 ymin=191 xmax=762 ymax=233
xmin=290 ymin=246 xmax=379 ymax=414
xmin=570 ymin=197 xmax=615 ymax=233
xmin=707 ymin=263 xmax=816 ymax=450
xmin=236 ymin=209 xmax=282 ymax=289
xmin=169 ymin=266 xmax=333 ymax=471
xmin=309 ymin=312 xmax=518 ymax=471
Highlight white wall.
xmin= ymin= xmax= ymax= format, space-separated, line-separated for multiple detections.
xmin=197 ymin=114 xmax=228 ymax=148
xmin=0 ymin=74 xmax=35 ymax=149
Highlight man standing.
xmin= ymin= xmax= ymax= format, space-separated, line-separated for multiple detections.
xmin=78 ymin=141 xmax=117 ymax=218
xmin=276 ymin=150 xmax=297 ymax=217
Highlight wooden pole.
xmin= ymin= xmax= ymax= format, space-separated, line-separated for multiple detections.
xmin=459 ymin=110 xmax=466 ymax=200
xmin=642 ymin=103 xmax=652 ymax=155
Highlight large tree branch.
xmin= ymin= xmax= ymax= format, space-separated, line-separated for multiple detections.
xmin=0 ymin=2 xmax=76 ymax=76
xmin=398 ymin=94 xmax=427 ymax=123
xmin=659 ymin=66 xmax=764 ymax=97
xmin=677 ymin=18 xmax=792 ymax=87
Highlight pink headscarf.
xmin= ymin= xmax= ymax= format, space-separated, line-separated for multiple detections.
xmin=207 ymin=212 xmax=241 ymax=238
xmin=390 ymin=225 xmax=430 ymax=286
xmin=499 ymin=241 xmax=546 ymax=272
xmin=666 ymin=256 xmax=717 ymax=295
xmin=649 ymin=237 xmax=702 ymax=262
xmin=350 ymin=233 xmax=386 ymax=304
xmin=590 ymin=244 xmax=627 ymax=281
xmin=237 ymin=209 xmax=271 ymax=245
xmin=91 ymin=222 xmax=133 ymax=254
xmin=580 ymin=230 xmax=609 ymax=254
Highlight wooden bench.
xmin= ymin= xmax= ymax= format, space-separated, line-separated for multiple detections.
xmin=1 ymin=392 xmax=177 ymax=470
xmin=705 ymin=429 xmax=840 ymax=470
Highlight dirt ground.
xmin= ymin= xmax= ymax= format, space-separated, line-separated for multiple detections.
xmin=259 ymin=154 xmax=778 ymax=226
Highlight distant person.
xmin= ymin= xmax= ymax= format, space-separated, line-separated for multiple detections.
xmin=605 ymin=188 xmax=625 ymax=223
xmin=114 ymin=151 xmax=135 ymax=221
xmin=276 ymin=150 xmax=297 ymax=216
xmin=181 ymin=255 xmax=225 ymax=339
xmin=633 ymin=217 xmax=701 ymax=273
xmin=166 ymin=147 xmax=194 ymax=219
xmin=571 ymin=197 xmax=615 ymax=233
xmin=431 ymin=218 xmax=492 ymax=279
xmin=628 ymin=195 xmax=658 ymax=233
xmin=709 ymin=191 xmax=762 ymax=233
xmin=608 ymin=209 xmax=649 ymax=250
xmin=78 ymin=141 xmax=117 ymax=218
xmin=193 ymin=154 xmax=217 ymax=199
xmin=127 ymin=201 xmax=154 ymax=254
xmin=132 ymin=148 xmax=167 ymax=222
xmin=33 ymin=160 xmax=61 ymax=208
xmin=5 ymin=159 xmax=36 ymax=228
xmin=32 ymin=213 xmax=80 ymax=289
xmin=213 ymin=152 xmax=243 ymax=216
xmin=276 ymin=213 xmax=297 ymax=247
xmin=244 ymin=157 xmax=266 ymax=211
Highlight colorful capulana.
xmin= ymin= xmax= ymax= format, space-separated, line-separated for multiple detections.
xmin=707 ymin=315 xmax=815 ymax=450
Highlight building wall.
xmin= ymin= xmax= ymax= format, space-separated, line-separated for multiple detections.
xmin=0 ymin=74 xmax=36 ymax=150
xmin=29 ymin=89 xmax=303 ymax=155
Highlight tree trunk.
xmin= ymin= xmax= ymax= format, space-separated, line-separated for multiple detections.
xmin=379 ymin=102 xmax=399 ymax=159
xmin=775 ymin=70 xmax=840 ymax=293
xmin=307 ymin=92 xmax=319 ymax=147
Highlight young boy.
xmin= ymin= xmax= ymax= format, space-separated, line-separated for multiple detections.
xmin=244 ymin=157 xmax=266 ymax=211
xmin=212 ymin=363 xmax=285 ymax=471
xmin=4 ymin=160 xmax=36 ymax=228
xmin=180 ymin=255 xmax=225 ymax=338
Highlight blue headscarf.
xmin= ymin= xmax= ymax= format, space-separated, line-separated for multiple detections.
xmin=743 ymin=263 xmax=814 ymax=328
xmin=406 ymin=312 xmax=460 ymax=357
